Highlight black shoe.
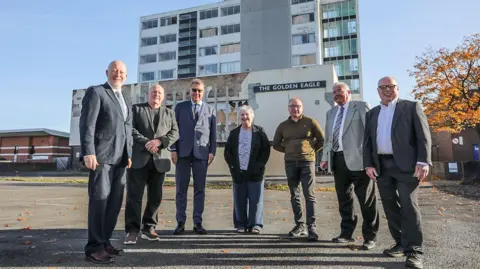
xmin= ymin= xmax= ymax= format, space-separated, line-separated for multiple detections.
xmin=362 ymin=240 xmax=376 ymax=250
xmin=288 ymin=223 xmax=307 ymax=237
xmin=383 ymin=243 xmax=405 ymax=257
xmin=105 ymin=245 xmax=124 ymax=256
xmin=332 ymin=235 xmax=355 ymax=243
xmin=307 ymin=226 xmax=319 ymax=241
xmin=405 ymin=252 xmax=423 ymax=269
xmin=141 ymin=227 xmax=160 ymax=241
xmin=193 ymin=223 xmax=207 ymax=234
xmin=85 ymin=250 xmax=114 ymax=264
xmin=173 ymin=222 xmax=185 ymax=235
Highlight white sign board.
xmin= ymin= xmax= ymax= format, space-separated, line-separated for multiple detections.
xmin=448 ymin=163 xmax=458 ymax=173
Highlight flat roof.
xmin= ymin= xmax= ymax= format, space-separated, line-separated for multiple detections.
xmin=0 ymin=128 xmax=70 ymax=138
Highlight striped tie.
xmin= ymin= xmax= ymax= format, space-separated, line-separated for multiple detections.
xmin=332 ymin=106 xmax=344 ymax=152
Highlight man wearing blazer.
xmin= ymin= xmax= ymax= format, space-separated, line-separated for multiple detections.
xmin=79 ymin=60 xmax=133 ymax=264
xmin=320 ymin=82 xmax=379 ymax=250
xmin=170 ymin=78 xmax=216 ymax=235
xmin=364 ymin=76 xmax=431 ymax=269
xmin=124 ymin=84 xmax=179 ymax=244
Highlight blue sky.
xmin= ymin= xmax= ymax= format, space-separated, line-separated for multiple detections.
xmin=0 ymin=0 xmax=478 ymax=133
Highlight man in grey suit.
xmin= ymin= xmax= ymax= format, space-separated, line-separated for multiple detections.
xmin=320 ymin=82 xmax=379 ymax=250
xmin=79 ymin=60 xmax=132 ymax=264
xmin=124 ymin=84 xmax=179 ymax=244
xmin=364 ymin=76 xmax=431 ymax=269
xmin=170 ymin=78 xmax=216 ymax=235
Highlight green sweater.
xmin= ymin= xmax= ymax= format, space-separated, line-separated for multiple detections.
xmin=273 ymin=115 xmax=325 ymax=161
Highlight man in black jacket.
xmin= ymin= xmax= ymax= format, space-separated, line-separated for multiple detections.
xmin=124 ymin=84 xmax=179 ymax=245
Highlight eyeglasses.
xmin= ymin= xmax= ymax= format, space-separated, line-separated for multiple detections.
xmin=289 ymin=105 xmax=302 ymax=109
xmin=191 ymin=88 xmax=203 ymax=93
xmin=378 ymin=85 xmax=397 ymax=90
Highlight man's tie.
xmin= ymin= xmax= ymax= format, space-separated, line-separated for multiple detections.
xmin=332 ymin=106 xmax=345 ymax=152
xmin=114 ymin=91 xmax=127 ymax=120
xmin=194 ymin=103 xmax=199 ymax=121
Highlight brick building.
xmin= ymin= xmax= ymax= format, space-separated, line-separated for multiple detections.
xmin=0 ymin=129 xmax=70 ymax=163
xmin=431 ymin=128 xmax=480 ymax=162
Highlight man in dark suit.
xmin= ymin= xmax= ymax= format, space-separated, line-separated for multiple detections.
xmin=124 ymin=84 xmax=179 ymax=244
xmin=320 ymin=82 xmax=379 ymax=250
xmin=170 ymin=78 xmax=216 ymax=235
xmin=79 ymin=60 xmax=133 ymax=264
xmin=364 ymin=76 xmax=431 ymax=269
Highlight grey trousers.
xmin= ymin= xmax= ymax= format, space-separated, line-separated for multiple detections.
xmin=285 ymin=160 xmax=316 ymax=227
xmin=377 ymin=155 xmax=423 ymax=254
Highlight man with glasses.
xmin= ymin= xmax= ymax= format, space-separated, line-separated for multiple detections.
xmin=170 ymin=78 xmax=216 ymax=235
xmin=363 ymin=76 xmax=431 ymax=269
xmin=273 ymin=97 xmax=325 ymax=241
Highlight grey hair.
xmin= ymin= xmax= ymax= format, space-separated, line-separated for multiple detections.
xmin=239 ymin=105 xmax=254 ymax=118
xmin=332 ymin=82 xmax=350 ymax=91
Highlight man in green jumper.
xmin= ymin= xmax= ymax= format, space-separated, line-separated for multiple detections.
xmin=273 ymin=97 xmax=325 ymax=241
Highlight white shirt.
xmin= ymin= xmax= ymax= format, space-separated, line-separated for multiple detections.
xmin=191 ymin=100 xmax=203 ymax=117
xmin=376 ymin=98 xmax=397 ymax=154
xmin=332 ymin=101 xmax=349 ymax=152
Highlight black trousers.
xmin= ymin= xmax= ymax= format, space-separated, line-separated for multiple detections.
xmin=85 ymin=163 xmax=126 ymax=255
xmin=125 ymin=157 xmax=165 ymax=233
xmin=377 ymin=155 xmax=423 ymax=254
xmin=332 ymin=151 xmax=379 ymax=241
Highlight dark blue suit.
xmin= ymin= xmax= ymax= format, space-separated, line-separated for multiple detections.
xmin=171 ymin=100 xmax=216 ymax=224
xmin=79 ymin=82 xmax=132 ymax=255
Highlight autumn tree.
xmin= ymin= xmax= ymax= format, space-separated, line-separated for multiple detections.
xmin=409 ymin=33 xmax=480 ymax=137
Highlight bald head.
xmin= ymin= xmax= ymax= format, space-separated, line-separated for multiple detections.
xmin=288 ymin=97 xmax=303 ymax=120
xmin=377 ymin=76 xmax=399 ymax=105
xmin=148 ymin=84 xmax=165 ymax=108
xmin=106 ymin=60 xmax=127 ymax=89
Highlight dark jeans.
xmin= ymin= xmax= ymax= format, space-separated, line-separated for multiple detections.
xmin=285 ymin=160 xmax=316 ymax=227
xmin=377 ymin=155 xmax=423 ymax=254
xmin=85 ymin=163 xmax=126 ymax=255
xmin=232 ymin=171 xmax=264 ymax=229
xmin=125 ymin=157 xmax=165 ymax=233
xmin=332 ymin=151 xmax=379 ymax=241
xmin=175 ymin=153 xmax=208 ymax=224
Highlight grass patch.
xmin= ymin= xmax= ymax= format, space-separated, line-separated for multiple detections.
xmin=0 ymin=177 xmax=336 ymax=192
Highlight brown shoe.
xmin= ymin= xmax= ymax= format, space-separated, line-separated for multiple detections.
xmin=105 ymin=245 xmax=124 ymax=256
xmin=85 ymin=250 xmax=114 ymax=264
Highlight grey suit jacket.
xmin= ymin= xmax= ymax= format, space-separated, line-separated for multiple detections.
xmin=131 ymin=103 xmax=179 ymax=172
xmin=171 ymin=100 xmax=217 ymax=160
xmin=79 ymin=82 xmax=133 ymax=165
xmin=322 ymin=100 xmax=369 ymax=172
xmin=363 ymin=99 xmax=432 ymax=174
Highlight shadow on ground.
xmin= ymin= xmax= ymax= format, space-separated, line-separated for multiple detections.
xmin=0 ymin=228 xmax=405 ymax=268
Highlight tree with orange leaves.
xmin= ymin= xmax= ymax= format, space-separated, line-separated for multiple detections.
xmin=409 ymin=33 xmax=480 ymax=137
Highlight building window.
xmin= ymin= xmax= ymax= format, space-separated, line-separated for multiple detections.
xmin=221 ymin=5 xmax=240 ymax=16
xmin=220 ymin=61 xmax=240 ymax=74
xmin=142 ymin=19 xmax=158 ymax=30
xmin=160 ymin=33 xmax=177 ymax=44
xmin=199 ymin=46 xmax=217 ymax=56
xmin=220 ymin=43 xmax=241 ymax=54
xmin=141 ymin=37 xmax=157 ymax=46
xmin=292 ymin=33 xmax=315 ymax=45
xmin=199 ymin=63 xmax=218 ymax=76
xmin=325 ymin=58 xmax=359 ymax=76
xmin=140 ymin=54 xmax=157 ymax=64
xmin=159 ymin=51 xmax=176 ymax=61
xmin=178 ymin=67 xmax=196 ymax=75
xmin=200 ymin=8 xmax=218 ymax=20
xmin=221 ymin=24 xmax=240 ymax=35
xmin=159 ymin=69 xmax=175 ymax=79
xmin=200 ymin=27 xmax=218 ymax=38
xmin=324 ymin=38 xmax=357 ymax=57
xmin=322 ymin=0 xmax=356 ymax=19
xmin=292 ymin=13 xmax=315 ymax=25
xmin=160 ymin=16 xmax=177 ymax=26
xmin=292 ymin=54 xmax=316 ymax=66
xmin=292 ymin=0 xmax=314 ymax=4
xmin=140 ymin=72 xmax=155 ymax=82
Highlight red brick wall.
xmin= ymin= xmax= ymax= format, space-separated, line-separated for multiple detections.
xmin=0 ymin=135 xmax=71 ymax=163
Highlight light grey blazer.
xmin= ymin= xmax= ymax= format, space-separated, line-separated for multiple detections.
xmin=321 ymin=100 xmax=370 ymax=172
